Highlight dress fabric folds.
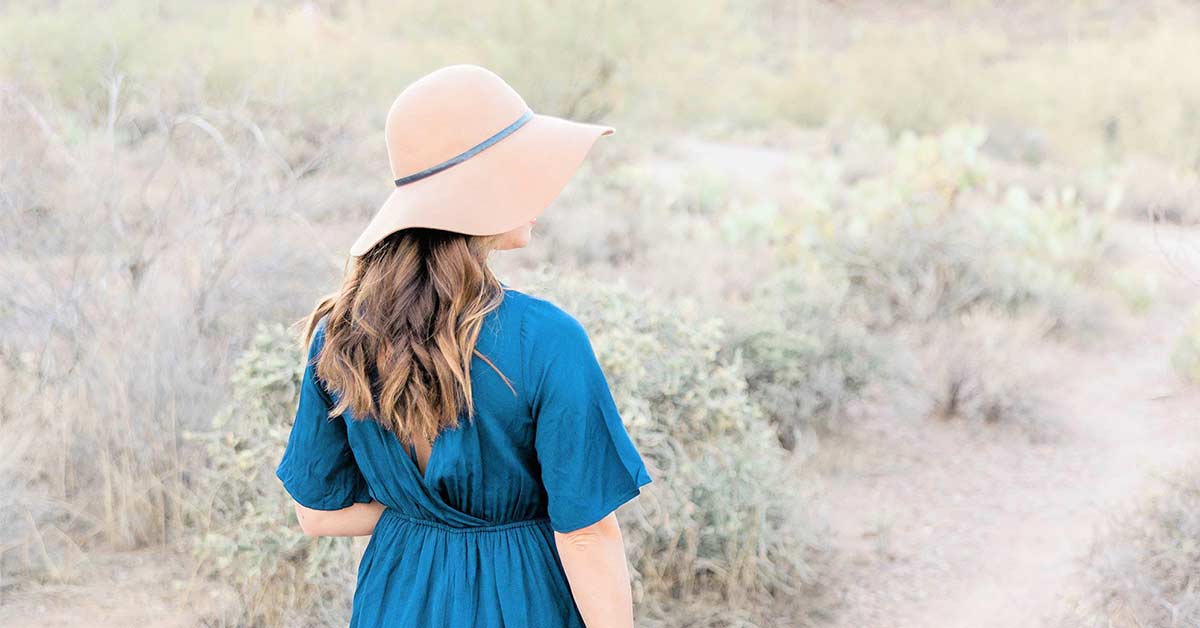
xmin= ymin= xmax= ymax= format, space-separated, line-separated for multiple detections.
xmin=275 ymin=286 xmax=653 ymax=627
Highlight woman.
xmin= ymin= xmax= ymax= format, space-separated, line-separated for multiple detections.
xmin=275 ymin=64 xmax=652 ymax=628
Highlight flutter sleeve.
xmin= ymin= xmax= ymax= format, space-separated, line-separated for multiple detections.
xmin=275 ymin=317 xmax=373 ymax=510
xmin=524 ymin=302 xmax=653 ymax=533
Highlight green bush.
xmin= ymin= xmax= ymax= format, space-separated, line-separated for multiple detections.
xmin=726 ymin=269 xmax=882 ymax=445
xmin=1171 ymin=309 xmax=1200 ymax=383
xmin=771 ymin=124 xmax=1113 ymax=334
xmin=184 ymin=323 xmax=360 ymax=627
xmin=186 ymin=275 xmax=825 ymax=627
xmin=524 ymin=270 xmax=825 ymax=627
xmin=708 ymin=124 xmax=1111 ymax=438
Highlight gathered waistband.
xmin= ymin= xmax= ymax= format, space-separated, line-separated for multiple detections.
xmin=380 ymin=508 xmax=551 ymax=534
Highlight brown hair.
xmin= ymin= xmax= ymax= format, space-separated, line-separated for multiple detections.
xmin=298 ymin=228 xmax=515 ymax=446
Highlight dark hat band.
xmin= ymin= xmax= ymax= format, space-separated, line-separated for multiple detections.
xmin=393 ymin=110 xmax=534 ymax=187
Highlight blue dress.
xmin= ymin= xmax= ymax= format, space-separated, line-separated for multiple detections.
xmin=275 ymin=285 xmax=653 ymax=627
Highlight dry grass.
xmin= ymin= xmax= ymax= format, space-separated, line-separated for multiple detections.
xmin=1066 ymin=464 xmax=1200 ymax=628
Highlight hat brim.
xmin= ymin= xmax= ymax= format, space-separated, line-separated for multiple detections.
xmin=349 ymin=113 xmax=614 ymax=256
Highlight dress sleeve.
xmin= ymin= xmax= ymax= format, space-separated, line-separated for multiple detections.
xmin=275 ymin=318 xmax=373 ymax=511
xmin=524 ymin=303 xmax=653 ymax=533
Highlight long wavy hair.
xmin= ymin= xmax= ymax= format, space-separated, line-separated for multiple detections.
xmin=297 ymin=227 xmax=516 ymax=446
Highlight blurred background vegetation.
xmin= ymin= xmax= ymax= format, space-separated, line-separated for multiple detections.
xmin=2 ymin=1 xmax=1200 ymax=627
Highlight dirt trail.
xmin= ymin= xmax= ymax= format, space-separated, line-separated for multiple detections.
xmin=0 ymin=548 xmax=213 ymax=627
xmin=816 ymin=223 xmax=1200 ymax=628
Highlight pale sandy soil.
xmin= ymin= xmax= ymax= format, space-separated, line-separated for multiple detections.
xmin=818 ymin=220 xmax=1200 ymax=628
xmin=0 ymin=548 xmax=223 ymax=627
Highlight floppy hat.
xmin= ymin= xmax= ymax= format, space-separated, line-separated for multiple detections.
xmin=349 ymin=64 xmax=615 ymax=256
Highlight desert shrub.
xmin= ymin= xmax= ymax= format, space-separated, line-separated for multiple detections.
xmin=523 ymin=270 xmax=826 ymax=627
xmin=913 ymin=310 xmax=1054 ymax=433
xmin=1067 ymin=463 xmax=1200 ymax=627
xmin=772 ymin=124 xmax=1113 ymax=334
xmin=776 ymin=12 xmax=1200 ymax=170
xmin=627 ymin=124 xmax=1108 ymax=442
xmin=183 ymin=322 xmax=359 ymax=627
xmin=0 ymin=93 xmax=281 ymax=579
xmin=672 ymin=165 xmax=739 ymax=217
xmin=1110 ymin=266 xmax=1159 ymax=315
xmin=0 ymin=67 xmax=357 ymax=587
xmin=1171 ymin=310 xmax=1200 ymax=382
xmin=708 ymin=124 xmax=1109 ymax=437
xmin=981 ymin=184 xmax=1113 ymax=324
xmin=0 ymin=0 xmax=770 ymax=135
xmin=1109 ymin=157 xmax=1200 ymax=224
xmin=725 ymin=269 xmax=883 ymax=446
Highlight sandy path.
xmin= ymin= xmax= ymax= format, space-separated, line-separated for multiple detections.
xmin=0 ymin=548 xmax=217 ymax=627
xmin=818 ymin=221 xmax=1200 ymax=628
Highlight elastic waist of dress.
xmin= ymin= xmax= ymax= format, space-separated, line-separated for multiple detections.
xmin=381 ymin=508 xmax=551 ymax=534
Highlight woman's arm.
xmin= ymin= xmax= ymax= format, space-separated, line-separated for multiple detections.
xmin=554 ymin=512 xmax=635 ymax=628
xmin=293 ymin=500 xmax=386 ymax=537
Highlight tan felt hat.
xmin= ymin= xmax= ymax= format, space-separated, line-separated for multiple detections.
xmin=348 ymin=64 xmax=615 ymax=257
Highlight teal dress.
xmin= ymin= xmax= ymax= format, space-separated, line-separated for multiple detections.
xmin=275 ymin=286 xmax=653 ymax=627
